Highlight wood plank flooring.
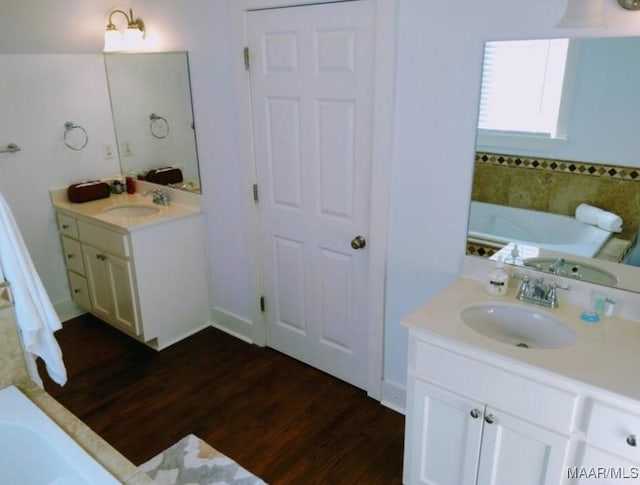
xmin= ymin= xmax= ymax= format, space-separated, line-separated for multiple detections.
xmin=40 ymin=314 xmax=405 ymax=484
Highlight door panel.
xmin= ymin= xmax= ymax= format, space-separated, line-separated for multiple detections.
xmin=317 ymin=99 xmax=355 ymax=220
xmin=248 ymin=0 xmax=374 ymax=389
xmin=266 ymin=97 xmax=303 ymax=210
xmin=83 ymin=245 xmax=110 ymax=320
xmin=477 ymin=408 xmax=570 ymax=485
xmin=409 ymin=380 xmax=484 ymax=485
xmin=107 ymin=256 xmax=139 ymax=335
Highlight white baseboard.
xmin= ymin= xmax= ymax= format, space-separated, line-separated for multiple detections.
xmin=381 ymin=379 xmax=406 ymax=415
xmin=210 ymin=306 xmax=256 ymax=344
xmin=54 ymin=299 xmax=86 ymax=322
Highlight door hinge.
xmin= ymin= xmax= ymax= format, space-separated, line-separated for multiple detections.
xmin=260 ymin=296 xmax=266 ymax=312
xmin=253 ymin=184 xmax=259 ymax=202
xmin=244 ymin=47 xmax=250 ymax=70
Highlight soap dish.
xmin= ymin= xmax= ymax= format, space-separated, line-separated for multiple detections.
xmin=580 ymin=311 xmax=600 ymax=323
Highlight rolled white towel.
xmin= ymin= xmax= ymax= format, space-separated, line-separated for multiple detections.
xmin=575 ymin=203 xmax=622 ymax=233
xmin=597 ymin=210 xmax=623 ymax=233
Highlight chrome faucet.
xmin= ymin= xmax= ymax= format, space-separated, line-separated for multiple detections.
xmin=548 ymin=258 xmax=565 ymax=274
xmin=513 ymin=274 xmax=570 ymax=308
xmin=144 ymin=189 xmax=170 ymax=206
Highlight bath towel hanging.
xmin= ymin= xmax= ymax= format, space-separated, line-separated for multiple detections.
xmin=0 ymin=192 xmax=67 ymax=386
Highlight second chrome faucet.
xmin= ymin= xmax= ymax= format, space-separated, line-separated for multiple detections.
xmin=144 ymin=189 xmax=170 ymax=206
xmin=514 ymin=274 xmax=570 ymax=309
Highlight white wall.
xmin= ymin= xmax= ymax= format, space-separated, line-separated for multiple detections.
xmin=0 ymin=55 xmax=120 ymax=308
xmin=2 ymin=0 xmax=640 ymax=402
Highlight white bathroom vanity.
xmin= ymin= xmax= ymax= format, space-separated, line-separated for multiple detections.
xmin=51 ymin=187 xmax=211 ymax=350
xmin=403 ymin=277 xmax=640 ymax=485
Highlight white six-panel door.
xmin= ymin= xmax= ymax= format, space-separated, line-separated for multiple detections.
xmin=247 ymin=0 xmax=374 ymax=389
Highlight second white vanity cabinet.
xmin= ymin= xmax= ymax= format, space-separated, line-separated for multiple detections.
xmin=405 ymin=334 xmax=573 ymax=485
xmin=403 ymin=278 xmax=640 ymax=485
xmin=54 ymin=194 xmax=211 ymax=350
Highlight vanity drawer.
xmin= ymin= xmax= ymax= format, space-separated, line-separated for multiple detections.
xmin=77 ymin=221 xmax=130 ymax=258
xmin=57 ymin=213 xmax=79 ymax=239
xmin=586 ymin=400 xmax=640 ymax=462
xmin=61 ymin=236 xmax=85 ymax=275
xmin=68 ymin=271 xmax=91 ymax=311
xmin=411 ymin=336 xmax=578 ymax=433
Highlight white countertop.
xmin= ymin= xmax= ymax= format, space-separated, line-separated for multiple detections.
xmin=52 ymin=191 xmax=201 ymax=231
xmin=403 ymin=277 xmax=640 ymax=403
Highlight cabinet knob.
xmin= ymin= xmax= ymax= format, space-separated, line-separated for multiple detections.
xmin=470 ymin=409 xmax=481 ymax=419
xmin=74 ymin=289 xmax=82 ymax=294
xmin=67 ymin=253 xmax=74 ymax=259
xmin=627 ymin=434 xmax=637 ymax=447
xmin=62 ymin=224 xmax=69 ymax=229
xmin=96 ymin=254 xmax=107 ymax=261
xmin=484 ymin=414 xmax=495 ymax=424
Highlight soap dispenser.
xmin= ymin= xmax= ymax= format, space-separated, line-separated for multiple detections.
xmin=486 ymin=258 xmax=510 ymax=296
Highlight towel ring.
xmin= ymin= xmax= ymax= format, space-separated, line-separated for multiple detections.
xmin=64 ymin=121 xmax=88 ymax=151
xmin=149 ymin=113 xmax=170 ymax=139
xmin=0 ymin=143 xmax=21 ymax=154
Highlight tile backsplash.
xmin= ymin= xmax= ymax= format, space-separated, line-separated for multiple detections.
xmin=473 ymin=152 xmax=640 ymax=238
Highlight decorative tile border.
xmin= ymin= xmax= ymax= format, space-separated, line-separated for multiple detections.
xmin=476 ymin=152 xmax=640 ymax=181
xmin=466 ymin=241 xmax=498 ymax=259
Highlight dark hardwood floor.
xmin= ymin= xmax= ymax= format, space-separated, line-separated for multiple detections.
xmin=40 ymin=314 xmax=405 ymax=484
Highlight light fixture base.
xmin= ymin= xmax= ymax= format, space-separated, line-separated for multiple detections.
xmin=619 ymin=0 xmax=640 ymax=10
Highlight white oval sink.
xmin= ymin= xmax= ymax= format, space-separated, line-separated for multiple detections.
xmin=460 ymin=303 xmax=577 ymax=349
xmin=102 ymin=204 xmax=160 ymax=217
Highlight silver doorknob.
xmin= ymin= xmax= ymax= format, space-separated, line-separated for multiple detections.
xmin=470 ymin=409 xmax=481 ymax=419
xmin=351 ymin=236 xmax=367 ymax=250
xmin=627 ymin=434 xmax=637 ymax=447
xmin=484 ymin=414 xmax=495 ymax=424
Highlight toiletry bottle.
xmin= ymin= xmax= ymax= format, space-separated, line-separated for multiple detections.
xmin=486 ymin=258 xmax=509 ymax=296
xmin=126 ymin=172 xmax=136 ymax=194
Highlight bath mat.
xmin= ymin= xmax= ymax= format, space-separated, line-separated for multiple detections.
xmin=139 ymin=434 xmax=267 ymax=485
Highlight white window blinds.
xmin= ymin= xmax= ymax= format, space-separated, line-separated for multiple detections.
xmin=478 ymin=39 xmax=571 ymax=138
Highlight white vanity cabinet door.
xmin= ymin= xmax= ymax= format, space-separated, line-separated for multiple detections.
xmin=57 ymin=213 xmax=79 ymax=239
xmin=405 ymin=379 xmax=484 ymax=485
xmin=83 ymin=244 xmax=139 ymax=336
xmin=61 ymin=236 xmax=85 ymax=275
xmin=476 ymin=407 xmax=571 ymax=485
xmin=67 ymin=271 xmax=90 ymax=311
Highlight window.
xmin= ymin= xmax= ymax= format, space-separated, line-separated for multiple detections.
xmin=477 ymin=39 xmax=577 ymax=149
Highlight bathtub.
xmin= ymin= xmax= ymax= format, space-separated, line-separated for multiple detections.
xmin=0 ymin=385 xmax=120 ymax=485
xmin=468 ymin=201 xmax=612 ymax=258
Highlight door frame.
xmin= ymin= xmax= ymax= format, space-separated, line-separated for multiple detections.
xmin=229 ymin=0 xmax=397 ymax=400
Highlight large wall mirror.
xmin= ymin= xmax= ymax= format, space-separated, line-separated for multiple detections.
xmin=104 ymin=52 xmax=201 ymax=193
xmin=467 ymin=36 xmax=640 ymax=292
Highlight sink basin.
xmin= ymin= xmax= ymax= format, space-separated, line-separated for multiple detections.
xmin=102 ymin=204 xmax=160 ymax=217
xmin=523 ymin=257 xmax=618 ymax=286
xmin=460 ymin=303 xmax=577 ymax=349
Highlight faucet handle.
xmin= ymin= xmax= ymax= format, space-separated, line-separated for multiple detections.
xmin=546 ymin=281 xmax=570 ymax=308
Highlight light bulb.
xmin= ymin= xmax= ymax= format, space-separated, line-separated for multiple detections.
xmin=104 ymin=29 xmax=124 ymax=52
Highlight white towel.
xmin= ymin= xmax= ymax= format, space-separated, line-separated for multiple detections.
xmin=0 ymin=192 xmax=67 ymax=386
xmin=575 ymin=203 xmax=622 ymax=233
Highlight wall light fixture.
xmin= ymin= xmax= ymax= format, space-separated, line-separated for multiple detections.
xmin=104 ymin=8 xmax=145 ymax=52
xmin=618 ymin=0 xmax=640 ymax=10
xmin=556 ymin=0 xmax=605 ymax=28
